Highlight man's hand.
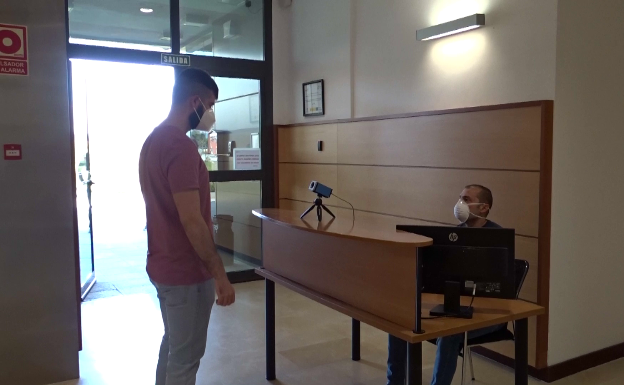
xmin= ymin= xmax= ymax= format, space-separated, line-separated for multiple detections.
xmin=215 ymin=277 xmax=235 ymax=306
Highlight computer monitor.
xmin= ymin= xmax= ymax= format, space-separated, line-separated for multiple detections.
xmin=397 ymin=225 xmax=515 ymax=318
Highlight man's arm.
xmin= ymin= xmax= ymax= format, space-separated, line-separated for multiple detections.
xmin=173 ymin=189 xmax=235 ymax=306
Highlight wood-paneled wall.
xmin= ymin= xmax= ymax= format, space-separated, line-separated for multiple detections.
xmin=276 ymin=101 xmax=553 ymax=369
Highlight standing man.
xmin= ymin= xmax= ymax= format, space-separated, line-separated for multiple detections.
xmin=387 ymin=184 xmax=505 ymax=385
xmin=139 ymin=68 xmax=235 ymax=385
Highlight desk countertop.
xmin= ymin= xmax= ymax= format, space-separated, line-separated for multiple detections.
xmin=253 ymin=209 xmax=433 ymax=247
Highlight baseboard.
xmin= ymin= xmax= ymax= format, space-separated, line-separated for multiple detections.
xmin=471 ymin=347 xmax=545 ymax=380
xmin=473 ymin=341 xmax=624 ymax=382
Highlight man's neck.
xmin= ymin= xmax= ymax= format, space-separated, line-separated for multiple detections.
xmin=162 ymin=110 xmax=191 ymax=134
xmin=466 ymin=217 xmax=488 ymax=228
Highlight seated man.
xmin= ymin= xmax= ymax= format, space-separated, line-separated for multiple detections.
xmin=386 ymin=184 xmax=506 ymax=385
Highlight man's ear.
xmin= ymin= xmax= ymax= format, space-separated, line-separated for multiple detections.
xmin=189 ymin=95 xmax=201 ymax=111
xmin=480 ymin=204 xmax=490 ymax=216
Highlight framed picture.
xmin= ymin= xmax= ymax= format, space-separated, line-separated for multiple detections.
xmin=303 ymin=79 xmax=325 ymax=117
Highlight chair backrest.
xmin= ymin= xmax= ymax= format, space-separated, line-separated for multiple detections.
xmin=514 ymin=259 xmax=529 ymax=299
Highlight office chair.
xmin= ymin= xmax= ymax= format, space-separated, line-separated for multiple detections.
xmin=428 ymin=259 xmax=530 ymax=384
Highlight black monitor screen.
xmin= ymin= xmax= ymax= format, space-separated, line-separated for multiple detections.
xmin=397 ymin=225 xmax=516 ymax=299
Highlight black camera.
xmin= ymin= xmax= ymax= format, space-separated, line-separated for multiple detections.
xmin=309 ymin=181 xmax=333 ymax=198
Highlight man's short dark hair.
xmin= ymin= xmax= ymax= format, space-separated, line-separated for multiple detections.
xmin=172 ymin=68 xmax=219 ymax=105
xmin=465 ymin=184 xmax=493 ymax=209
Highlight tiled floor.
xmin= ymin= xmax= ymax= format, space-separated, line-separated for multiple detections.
xmin=52 ymin=281 xmax=624 ymax=385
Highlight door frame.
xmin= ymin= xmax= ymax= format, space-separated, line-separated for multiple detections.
xmin=66 ymin=0 xmax=274 ymax=312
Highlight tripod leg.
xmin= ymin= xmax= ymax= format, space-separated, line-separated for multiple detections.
xmin=321 ymin=204 xmax=336 ymax=218
xmin=300 ymin=204 xmax=316 ymax=219
xmin=317 ymin=205 xmax=322 ymax=221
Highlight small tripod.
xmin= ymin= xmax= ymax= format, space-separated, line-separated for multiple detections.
xmin=300 ymin=194 xmax=336 ymax=222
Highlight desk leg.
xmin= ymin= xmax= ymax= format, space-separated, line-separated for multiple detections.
xmin=266 ymin=279 xmax=276 ymax=381
xmin=407 ymin=342 xmax=422 ymax=385
xmin=352 ymin=319 xmax=361 ymax=361
xmin=515 ymin=318 xmax=529 ymax=385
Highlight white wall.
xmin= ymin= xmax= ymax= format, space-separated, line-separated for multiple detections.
xmin=274 ymin=0 xmax=353 ymax=124
xmin=272 ymin=0 xmax=292 ymax=124
xmin=273 ymin=0 xmax=557 ymax=124
xmin=548 ymin=0 xmax=624 ymax=366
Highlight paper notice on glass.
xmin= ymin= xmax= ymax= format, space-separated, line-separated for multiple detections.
xmin=233 ymin=148 xmax=261 ymax=170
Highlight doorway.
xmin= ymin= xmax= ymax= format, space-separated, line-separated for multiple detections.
xmin=71 ymin=59 xmax=263 ymax=300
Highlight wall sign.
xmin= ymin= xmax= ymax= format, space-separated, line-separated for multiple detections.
xmin=4 ymin=144 xmax=22 ymax=160
xmin=233 ymin=148 xmax=261 ymax=170
xmin=161 ymin=53 xmax=191 ymax=66
xmin=303 ymin=79 xmax=324 ymax=117
xmin=0 ymin=24 xmax=28 ymax=76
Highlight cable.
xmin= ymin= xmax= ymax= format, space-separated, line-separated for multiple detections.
xmin=332 ymin=193 xmax=355 ymax=221
xmin=468 ymin=284 xmax=477 ymax=311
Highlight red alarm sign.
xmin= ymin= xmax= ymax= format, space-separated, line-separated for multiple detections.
xmin=4 ymin=144 xmax=22 ymax=160
xmin=0 ymin=24 xmax=28 ymax=76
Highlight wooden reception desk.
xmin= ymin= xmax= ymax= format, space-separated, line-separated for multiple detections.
xmin=255 ymin=208 xmax=432 ymax=331
xmin=253 ymin=209 xmax=544 ymax=385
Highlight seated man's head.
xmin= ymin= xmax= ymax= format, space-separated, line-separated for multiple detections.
xmin=454 ymin=184 xmax=493 ymax=225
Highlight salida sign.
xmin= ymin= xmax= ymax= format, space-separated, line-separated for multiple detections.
xmin=0 ymin=23 xmax=28 ymax=76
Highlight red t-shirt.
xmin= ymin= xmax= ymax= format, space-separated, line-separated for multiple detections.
xmin=139 ymin=124 xmax=212 ymax=285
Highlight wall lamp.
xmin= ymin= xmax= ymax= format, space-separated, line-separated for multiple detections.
xmin=417 ymin=14 xmax=485 ymax=41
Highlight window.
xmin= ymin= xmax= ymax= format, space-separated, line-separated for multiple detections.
xmin=180 ymin=0 xmax=264 ymax=60
xmin=69 ymin=0 xmax=172 ymax=52
xmin=192 ymin=77 xmax=260 ymax=171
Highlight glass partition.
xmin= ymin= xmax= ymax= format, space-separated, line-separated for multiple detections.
xmin=211 ymin=181 xmax=262 ymax=273
xmin=191 ymin=77 xmax=260 ymax=171
xmin=180 ymin=0 xmax=264 ymax=60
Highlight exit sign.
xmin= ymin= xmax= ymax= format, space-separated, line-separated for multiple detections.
xmin=161 ymin=54 xmax=190 ymax=66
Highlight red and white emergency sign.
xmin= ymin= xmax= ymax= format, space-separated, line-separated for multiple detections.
xmin=0 ymin=23 xmax=28 ymax=76
xmin=4 ymin=144 xmax=22 ymax=160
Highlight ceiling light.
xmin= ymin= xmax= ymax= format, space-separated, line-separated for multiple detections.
xmin=140 ymin=8 xmax=154 ymax=14
xmin=417 ymin=14 xmax=485 ymax=41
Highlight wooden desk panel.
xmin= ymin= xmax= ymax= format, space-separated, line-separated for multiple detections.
xmin=259 ymin=218 xmax=425 ymax=330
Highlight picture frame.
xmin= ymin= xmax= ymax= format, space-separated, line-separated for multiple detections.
xmin=302 ymin=79 xmax=325 ymax=117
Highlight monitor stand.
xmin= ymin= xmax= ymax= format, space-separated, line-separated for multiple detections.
xmin=429 ymin=280 xmax=474 ymax=319
xmin=430 ymin=304 xmax=474 ymax=319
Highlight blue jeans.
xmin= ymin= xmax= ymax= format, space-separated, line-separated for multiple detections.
xmin=153 ymin=279 xmax=215 ymax=385
xmin=387 ymin=324 xmax=506 ymax=385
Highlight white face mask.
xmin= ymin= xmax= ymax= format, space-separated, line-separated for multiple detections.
xmin=453 ymin=200 xmax=486 ymax=223
xmin=194 ymin=101 xmax=216 ymax=132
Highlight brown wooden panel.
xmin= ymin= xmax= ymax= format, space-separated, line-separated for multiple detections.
xmin=281 ymin=199 xmax=538 ymax=301
xmin=279 ymin=163 xmax=338 ymax=204
xmin=278 ymin=124 xmax=338 ymax=164
xmin=262 ymin=220 xmax=418 ymax=329
xmin=279 ymin=164 xmax=540 ymax=237
xmin=336 ymin=107 xmax=542 ymax=171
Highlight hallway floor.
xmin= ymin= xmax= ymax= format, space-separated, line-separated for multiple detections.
xmin=52 ymin=281 xmax=624 ymax=385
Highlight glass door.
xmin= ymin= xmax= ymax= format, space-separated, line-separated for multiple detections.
xmin=67 ymin=0 xmax=274 ymax=286
xmin=71 ymin=61 xmax=96 ymax=298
